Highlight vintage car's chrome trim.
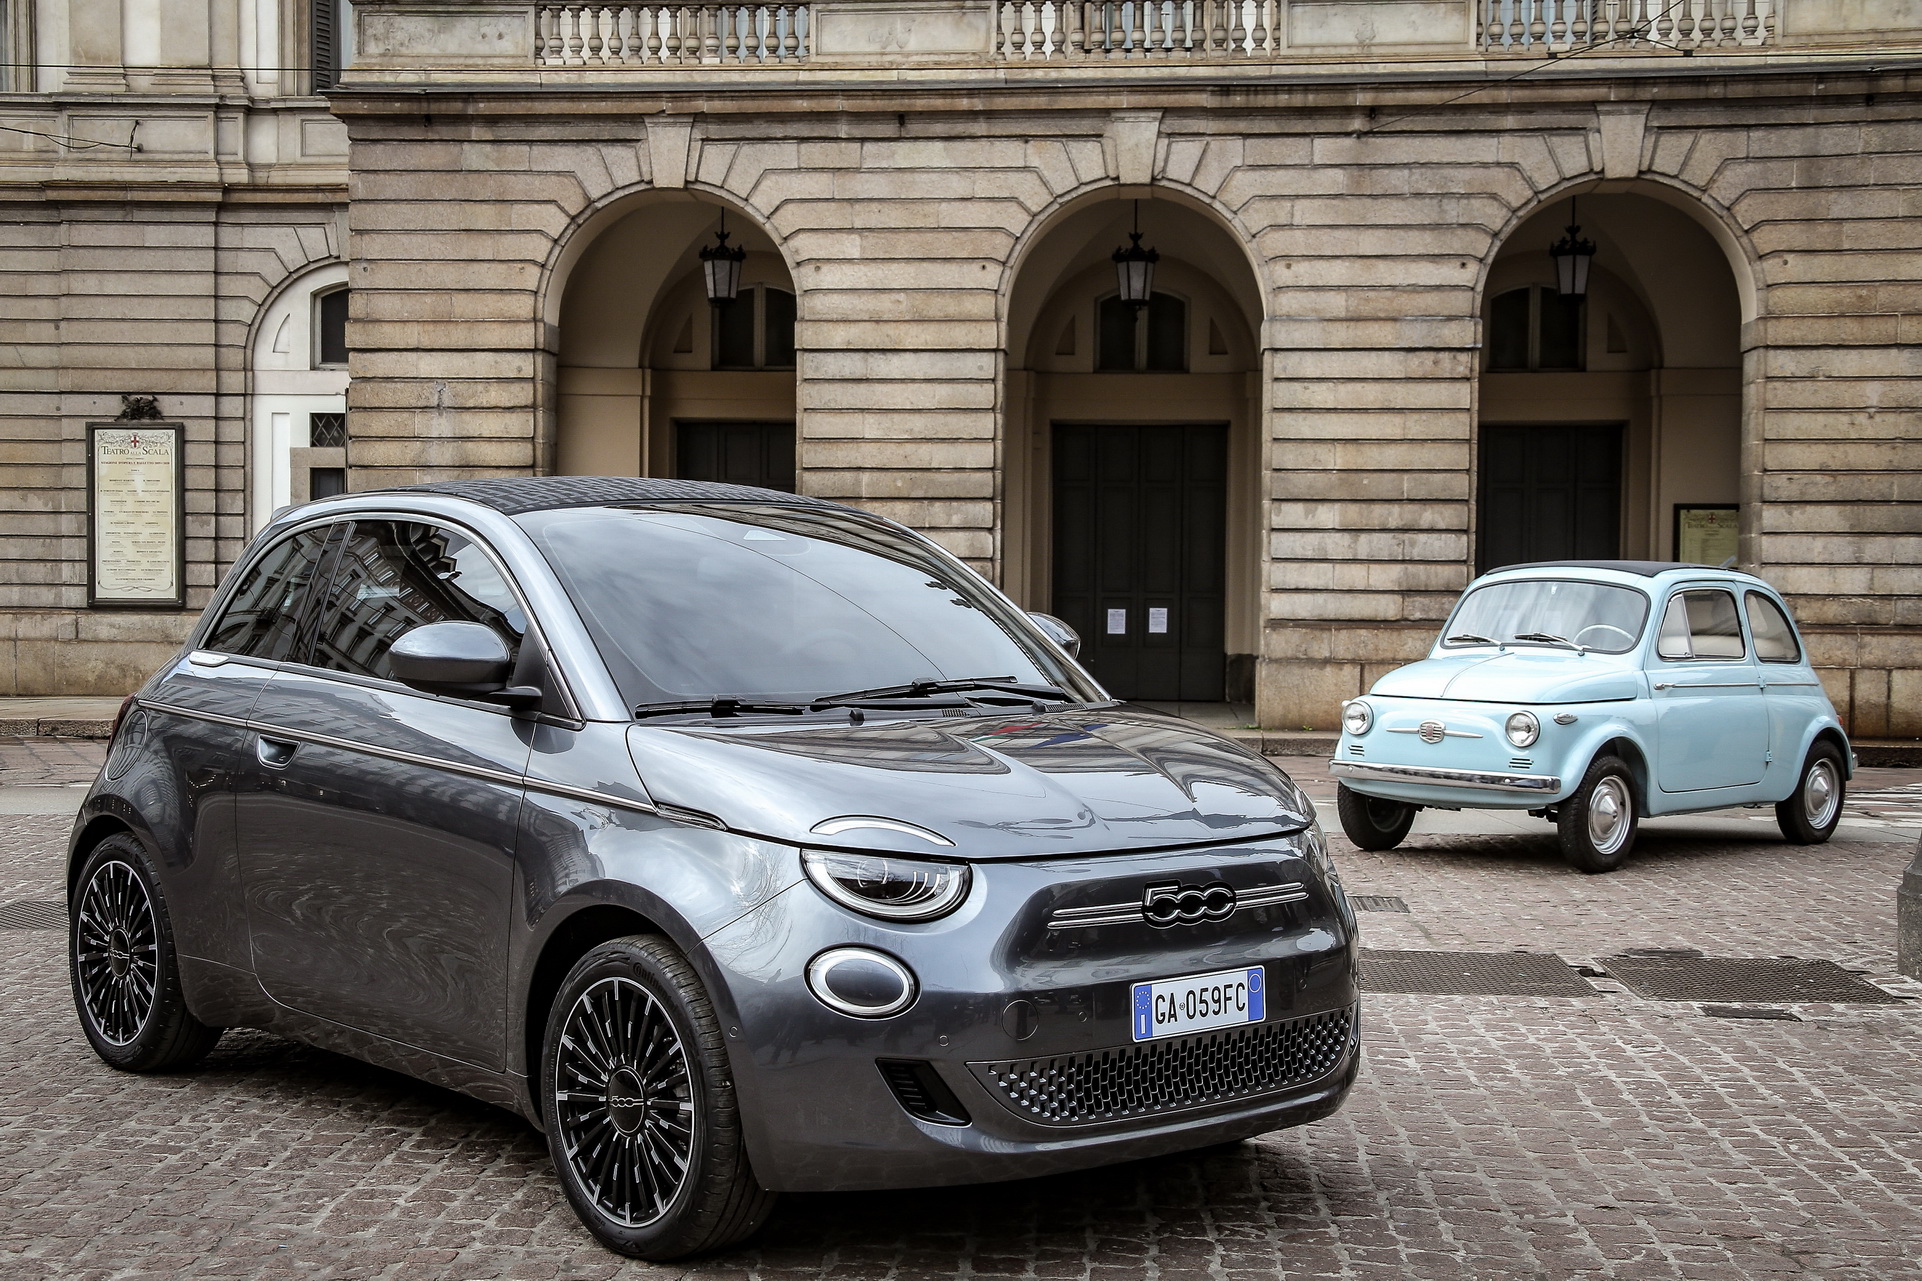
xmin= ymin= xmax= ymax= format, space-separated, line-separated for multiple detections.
xmin=1329 ymin=759 xmax=1562 ymax=793
xmin=1385 ymin=726 xmax=1483 ymax=739
xmin=1652 ymin=681 xmax=1761 ymax=691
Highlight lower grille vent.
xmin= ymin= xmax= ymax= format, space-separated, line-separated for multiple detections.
xmin=974 ymin=1006 xmax=1353 ymax=1127
xmin=1509 ymin=757 xmax=1533 ymax=770
xmin=1347 ymin=743 xmax=1365 ymax=758
xmin=878 ymin=1059 xmax=972 ymax=1126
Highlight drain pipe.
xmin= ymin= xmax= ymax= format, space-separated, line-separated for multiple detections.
xmin=1901 ymin=834 xmax=1922 ymax=980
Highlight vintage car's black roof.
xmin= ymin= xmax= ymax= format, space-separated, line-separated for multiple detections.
xmin=395 ymin=476 xmax=842 ymax=517
xmin=1491 ymin=560 xmax=1718 ymax=578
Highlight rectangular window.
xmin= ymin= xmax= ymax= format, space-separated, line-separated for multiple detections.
xmin=762 ymin=286 xmax=796 ymax=368
xmin=1745 ymin=592 xmax=1801 ymax=664
xmin=714 ymin=292 xmax=757 ymax=369
xmin=1096 ymin=296 xmax=1136 ymax=372
xmin=1659 ymin=590 xmax=1746 ymax=661
xmin=316 ymin=290 xmax=348 ymax=367
xmin=309 ymin=467 xmax=347 ymax=499
xmin=308 ymin=412 xmax=347 ymax=448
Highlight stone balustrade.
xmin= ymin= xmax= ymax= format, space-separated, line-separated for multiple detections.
xmin=1480 ymin=0 xmax=1775 ymax=51
xmin=536 ymin=4 xmax=811 ymax=66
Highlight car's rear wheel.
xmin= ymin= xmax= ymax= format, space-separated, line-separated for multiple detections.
xmin=69 ymin=834 xmax=223 ymax=1071
xmin=1776 ymin=741 xmax=1845 ymax=845
xmin=541 ymin=936 xmax=776 ymax=1260
xmin=1336 ymin=784 xmax=1417 ymax=851
xmin=1558 ymin=755 xmax=1638 ymax=874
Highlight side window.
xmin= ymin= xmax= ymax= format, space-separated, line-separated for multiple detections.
xmin=204 ymin=526 xmax=336 ymax=661
xmin=1658 ymin=589 xmax=1745 ymax=661
xmin=1746 ymin=593 xmax=1802 ymax=663
xmin=307 ymin=521 xmax=527 ymax=683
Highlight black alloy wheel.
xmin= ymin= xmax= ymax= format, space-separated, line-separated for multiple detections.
xmin=542 ymin=936 xmax=775 ymax=1259
xmin=1558 ymin=754 xmax=1639 ymax=874
xmin=1776 ymin=741 xmax=1845 ymax=845
xmin=1335 ymin=783 xmax=1417 ymax=851
xmin=69 ymin=834 xmax=222 ymax=1071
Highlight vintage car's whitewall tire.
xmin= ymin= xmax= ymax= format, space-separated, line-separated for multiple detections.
xmin=1557 ymin=756 xmax=1639 ymax=874
xmin=69 ymin=834 xmax=223 ymax=1072
xmin=1775 ymin=742 xmax=1845 ymax=845
xmin=541 ymin=935 xmax=776 ymax=1260
xmin=1335 ymin=784 xmax=1416 ymax=851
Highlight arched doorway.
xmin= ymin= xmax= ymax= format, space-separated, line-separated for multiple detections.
xmin=554 ymin=194 xmax=797 ymax=489
xmin=1478 ymin=191 xmax=1743 ymax=570
xmin=1005 ymin=196 xmax=1263 ymax=704
xmin=251 ymin=263 xmax=350 ymax=530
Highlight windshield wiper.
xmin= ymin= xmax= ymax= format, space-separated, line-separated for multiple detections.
xmin=812 ymin=676 xmax=1077 ymax=708
xmin=1445 ymin=632 xmax=1499 ymax=646
xmin=633 ymin=697 xmax=811 ymax=720
xmin=1511 ymin=632 xmax=1582 ymax=651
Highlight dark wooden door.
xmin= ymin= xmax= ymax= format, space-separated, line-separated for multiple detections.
xmin=1477 ymin=423 xmax=1623 ymax=572
xmin=676 ymin=420 xmax=796 ymax=493
xmin=1053 ymin=423 xmax=1227 ymax=701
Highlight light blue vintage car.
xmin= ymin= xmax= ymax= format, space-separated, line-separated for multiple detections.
xmin=1329 ymin=561 xmax=1852 ymax=873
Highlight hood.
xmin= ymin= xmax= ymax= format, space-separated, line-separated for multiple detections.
xmin=625 ymin=709 xmax=1313 ymax=860
xmin=1370 ymin=651 xmax=1643 ymax=704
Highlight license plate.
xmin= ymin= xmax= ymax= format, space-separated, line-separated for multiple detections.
xmin=1131 ymin=966 xmax=1265 ymax=1042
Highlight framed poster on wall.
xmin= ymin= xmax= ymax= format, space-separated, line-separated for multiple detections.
xmin=1674 ymin=504 xmax=1739 ymax=569
xmin=88 ymin=422 xmax=186 ymax=608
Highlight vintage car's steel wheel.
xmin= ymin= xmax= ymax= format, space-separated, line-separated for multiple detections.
xmin=1776 ymin=742 xmax=1845 ymax=845
xmin=69 ymin=834 xmax=222 ymax=1071
xmin=1557 ymin=755 xmax=1639 ymax=874
xmin=1335 ymin=783 xmax=1417 ymax=851
xmin=541 ymin=936 xmax=775 ymax=1260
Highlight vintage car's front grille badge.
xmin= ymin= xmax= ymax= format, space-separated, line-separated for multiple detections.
xmin=1388 ymin=722 xmax=1483 ymax=743
xmin=975 ymin=1006 xmax=1354 ymax=1125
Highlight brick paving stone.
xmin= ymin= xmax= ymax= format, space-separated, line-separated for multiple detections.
xmin=0 ymin=761 xmax=1918 ymax=1278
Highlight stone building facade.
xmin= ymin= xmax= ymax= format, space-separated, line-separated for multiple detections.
xmin=4 ymin=0 xmax=1920 ymax=734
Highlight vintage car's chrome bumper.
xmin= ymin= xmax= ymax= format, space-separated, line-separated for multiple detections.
xmin=1328 ymin=760 xmax=1563 ymax=793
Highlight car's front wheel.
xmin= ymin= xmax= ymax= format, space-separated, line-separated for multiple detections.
xmin=541 ymin=936 xmax=776 ymax=1260
xmin=1558 ymin=755 xmax=1638 ymax=873
xmin=69 ymin=834 xmax=223 ymax=1071
xmin=1776 ymin=741 xmax=1845 ymax=845
xmin=1336 ymin=784 xmax=1417 ymax=851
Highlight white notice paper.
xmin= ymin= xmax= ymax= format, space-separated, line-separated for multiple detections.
xmin=92 ymin=425 xmax=181 ymax=604
xmin=1148 ymin=608 xmax=1169 ymax=634
xmin=1106 ymin=608 xmax=1127 ymax=635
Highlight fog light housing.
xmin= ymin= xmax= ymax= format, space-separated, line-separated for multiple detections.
xmin=1342 ymin=700 xmax=1374 ymax=736
xmin=806 ymin=947 xmax=917 ymax=1018
xmin=1505 ymin=710 xmax=1541 ymax=748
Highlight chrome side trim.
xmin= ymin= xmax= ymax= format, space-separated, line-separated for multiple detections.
xmin=1329 ymin=759 xmax=1563 ymax=793
xmin=1652 ymin=681 xmax=1760 ymax=691
xmin=1047 ymin=881 xmax=1308 ymax=931
xmin=139 ymin=699 xmax=250 ymax=731
xmin=810 ymin=816 xmax=954 ymax=847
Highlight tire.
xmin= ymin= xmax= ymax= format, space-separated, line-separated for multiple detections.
xmin=69 ymin=833 xmax=223 ymax=1072
xmin=1776 ymin=741 xmax=1845 ymax=845
xmin=1336 ymin=783 xmax=1417 ymax=851
xmin=541 ymin=936 xmax=776 ymax=1260
xmin=1558 ymin=755 xmax=1638 ymax=874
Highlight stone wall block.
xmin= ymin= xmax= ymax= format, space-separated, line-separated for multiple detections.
xmin=1256 ymin=659 xmax=1360 ymax=732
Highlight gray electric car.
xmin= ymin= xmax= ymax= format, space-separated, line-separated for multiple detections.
xmin=68 ymin=477 xmax=1359 ymax=1259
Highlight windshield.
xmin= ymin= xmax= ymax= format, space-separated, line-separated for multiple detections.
xmin=1442 ymin=579 xmax=1651 ymax=654
xmin=520 ymin=504 xmax=1090 ymax=710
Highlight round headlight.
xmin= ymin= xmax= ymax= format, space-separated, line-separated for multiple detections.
xmin=1505 ymin=710 xmax=1541 ymax=748
xmin=801 ymin=849 xmax=972 ymax=921
xmin=1342 ymin=700 xmax=1374 ymax=736
xmin=806 ymin=947 xmax=917 ymax=1018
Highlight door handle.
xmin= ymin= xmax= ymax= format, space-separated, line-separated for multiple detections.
xmin=256 ymin=735 xmax=298 ymax=769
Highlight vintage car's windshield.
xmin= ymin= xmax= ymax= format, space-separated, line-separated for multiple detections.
xmin=1442 ymin=579 xmax=1651 ymax=654
xmin=520 ymin=504 xmax=1091 ymax=710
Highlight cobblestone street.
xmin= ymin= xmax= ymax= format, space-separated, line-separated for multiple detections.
xmin=1 ymin=741 xmax=1917 ymax=1280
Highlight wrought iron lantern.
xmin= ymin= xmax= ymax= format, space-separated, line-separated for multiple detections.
xmin=1111 ymin=202 xmax=1159 ymax=309
xmin=699 ymin=214 xmax=747 ymax=307
xmin=1548 ymin=199 xmax=1596 ymax=299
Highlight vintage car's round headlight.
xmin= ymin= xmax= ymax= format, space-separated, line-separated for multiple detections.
xmin=1505 ymin=710 xmax=1541 ymax=748
xmin=1342 ymin=700 xmax=1374 ymax=736
xmin=801 ymin=849 xmax=971 ymax=921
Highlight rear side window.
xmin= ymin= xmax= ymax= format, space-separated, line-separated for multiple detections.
xmin=307 ymin=520 xmax=526 ymax=682
xmin=1656 ymin=590 xmax=1746 ymax=661
xmin=203 ymin=526 xmax=336 ymax=661
xmin=1746 ymin=593 xmax=1802 ymax=663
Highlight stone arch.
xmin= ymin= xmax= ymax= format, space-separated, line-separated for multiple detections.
xmin=541 ymin=187 xmax=798 ymax=487
xmin=1001 ymin=184 xmax=1267 ymax=705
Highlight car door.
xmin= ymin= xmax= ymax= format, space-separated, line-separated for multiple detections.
xmin=235 ymin=517 xmax=533 ymax=1071
xmin=1746 ymin=590 xmax=1826 ymax=773
xmin=1649 ymin=586 xmax=1768 ymax=792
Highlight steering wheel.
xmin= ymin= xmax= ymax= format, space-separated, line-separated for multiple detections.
xmin=1574 ymin=623 xmax=1636 ymax=647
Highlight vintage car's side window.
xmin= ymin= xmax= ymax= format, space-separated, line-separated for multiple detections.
xmin=203 ymin=525 xmax=337 ymax=661
xmin=306 ymin=520 xmax=527 ymax=683
xmin=1745 ymin=593 xmax=1802 ymax=663
xmin=1656 ymin=589 xmax=1746 ymax=661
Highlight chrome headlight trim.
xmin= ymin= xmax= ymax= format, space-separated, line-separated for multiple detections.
xmin=1341 ymin=699 xmax=1374 ymax=736
xmin=801 ymin=848 xmax=972 ymax=921
xmin=1505 ymin=710 xmax=1541 ymax=748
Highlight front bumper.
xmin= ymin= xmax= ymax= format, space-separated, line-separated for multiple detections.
xmin=1330 ymin=759 xmax=1563 ymax=794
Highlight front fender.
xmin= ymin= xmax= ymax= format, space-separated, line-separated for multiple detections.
xmin=1535 ymin=703 xmax=1657 ymax=806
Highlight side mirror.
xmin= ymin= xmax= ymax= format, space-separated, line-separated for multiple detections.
xmin=390 ymin=621 xmax=514 ymax=695
xmin=1028 ymin=612 xmax=1082 ymax=659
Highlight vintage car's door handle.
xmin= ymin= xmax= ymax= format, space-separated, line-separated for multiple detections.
xmin=255 ymin=735 xmax=299 ymax=769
